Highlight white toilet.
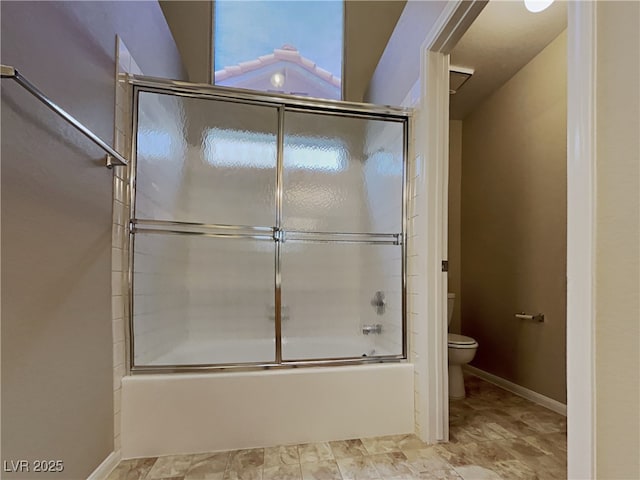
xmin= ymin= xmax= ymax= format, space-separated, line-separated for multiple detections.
xmin=447 ymin=293 xmax=478 ymax=400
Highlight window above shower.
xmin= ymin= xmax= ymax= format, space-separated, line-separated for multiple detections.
xmin=213 ymin=0 xmax=344 ymax=100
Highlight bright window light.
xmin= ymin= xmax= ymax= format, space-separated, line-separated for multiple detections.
xmin=137 ymin=130 xmax=173 ymax=161
xmin=369 ymin=150 xmax=402 ymax=176
xmin=213 ymin=1 xmax=343 ymax=99
xmin=204 ymin=128 xmax=345 ymax=172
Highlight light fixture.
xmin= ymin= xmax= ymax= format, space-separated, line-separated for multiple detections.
xmin=270 ymin=71 xmax=285 ymax=88
xmin=524 ymin=0 xmax=554 ymax=13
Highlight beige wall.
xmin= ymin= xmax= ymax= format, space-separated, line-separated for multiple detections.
xmin=460 ymin=31 xmax=567 ymax=402
xmin=366 ymin=0 xmax=448 ymax=105
xmin=594 ymin=2 xmax=640 ymax=478
xmin=448 ymin=120 xmax=462 ymax=334
xmin=0 ymin=2 xmax=184 ymax=478
xmin=160 ymin=0 xmax=212 ymax=83
xmin=343 ymin=1 xmax=406 ymax=102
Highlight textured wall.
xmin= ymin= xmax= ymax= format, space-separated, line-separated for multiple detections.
xmin=343 ymin=1 xmax=406 ymax=102
xmin=448 ymin=120 xmax=462 ymax=334
xmin=365 ymin=0 xmax=448 ymax=105
xmin=460 ymin=31 xmax=567 ymax=403
xmin=0 ymin=2 xmax=184 ymax=478
xmin=159 ymin=0 xmax=212 ymax=84
xmin=594 ymin=2 xmax=640 ymax=478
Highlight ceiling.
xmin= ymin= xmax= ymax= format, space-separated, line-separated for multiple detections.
xmin=449 ymin=0 xmax=567 ymax=120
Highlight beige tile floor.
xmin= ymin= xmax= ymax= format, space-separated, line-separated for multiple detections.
xmin=108 ymin=375 xmax=567 ymax=480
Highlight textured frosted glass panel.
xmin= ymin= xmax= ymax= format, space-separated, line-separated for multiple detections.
xmin=133 ymin=233 xmax=275 ymax=365
xmin=282 ymin=112 xmax=404 ymax=233
xmin=135 ymin=92 xmax=278 ymax=226
xmin=281 ymin=242 xmax=402 ymax=360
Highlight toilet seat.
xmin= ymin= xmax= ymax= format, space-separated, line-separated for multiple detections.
xmin=448 ymin=333 xmax=478 ymax=349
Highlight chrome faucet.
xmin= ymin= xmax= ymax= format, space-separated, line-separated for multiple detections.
xmin=362 ymin=324 xmax=383 ymax=335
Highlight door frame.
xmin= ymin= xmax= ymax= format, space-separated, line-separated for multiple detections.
xmin=420 ymin=1 xmax=595 ymax=477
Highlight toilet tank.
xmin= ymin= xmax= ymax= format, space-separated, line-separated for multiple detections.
xmin=447 ymin=293 xmax=455 ymax=326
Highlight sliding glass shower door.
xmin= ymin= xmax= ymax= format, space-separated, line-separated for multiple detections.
xmin=280 ymin=111 xmax=405 ymax=360
xmin=132 ymin=92 xmax=278 ymax=366
xmin=130 ymin=86 xmax=407 ymax=370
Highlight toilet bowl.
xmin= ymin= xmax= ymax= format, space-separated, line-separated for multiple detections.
xmin=447 ymin=293 xmax=478 ymax=399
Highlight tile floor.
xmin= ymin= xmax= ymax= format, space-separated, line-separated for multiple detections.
xmin=107 ymin=375 xmax=567 ymax=480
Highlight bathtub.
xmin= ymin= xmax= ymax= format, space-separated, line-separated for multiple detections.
xmin=143 ymin=336 xmax=395 ymax=365
xmin=121 ymin=362 xmax=414 ymax=458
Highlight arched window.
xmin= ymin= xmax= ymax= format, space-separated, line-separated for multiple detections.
xmin=213 ymin=1 xmax=344 ymax=100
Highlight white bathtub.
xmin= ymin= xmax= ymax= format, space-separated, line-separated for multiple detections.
xmin=121 ymin=363 xmax=414 ymax=458
xmin=144 ymin=336 xmax=395 ymax=366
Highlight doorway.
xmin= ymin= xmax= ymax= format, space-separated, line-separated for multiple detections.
xmin=419 ymin=1 xmax=597 ymax=478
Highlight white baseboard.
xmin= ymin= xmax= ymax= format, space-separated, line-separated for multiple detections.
xmin=87 ymin=450 xmax=121 ymax=480
xmin=464 ymin=365 xmax=567 ymax=416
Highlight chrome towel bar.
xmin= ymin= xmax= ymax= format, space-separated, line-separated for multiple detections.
xmin=515 ymin=313 xmax=545 ymax=322
xmin=1 ymin=64 xmax=128 ymax=168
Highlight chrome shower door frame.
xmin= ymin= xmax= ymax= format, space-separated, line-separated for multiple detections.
xmin=126 ymin=77 xmax=411 ymax=374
